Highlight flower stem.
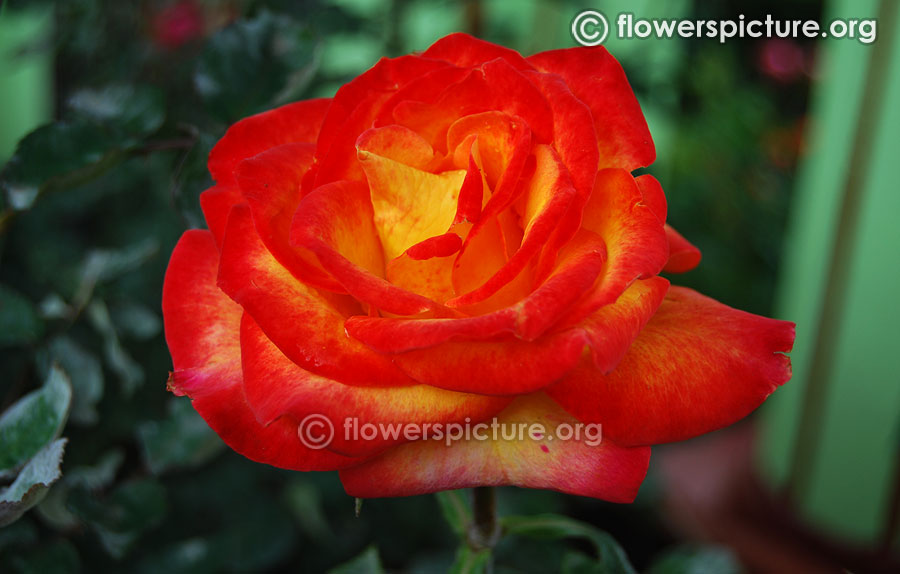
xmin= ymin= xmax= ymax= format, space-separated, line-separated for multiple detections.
xmin=468 ymin=486 xmax=500 ymax=551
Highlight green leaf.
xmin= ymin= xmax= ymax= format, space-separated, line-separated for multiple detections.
xmin=43 ymin=336 xmax=104 ymax=425
xmin=80 ymin=238 xmax=159 ymax=285
xmin=73 ymin=239 xmax=160 ymax=310
xmin=67 ymin=84 xmax=165 ymax=139
xmin=436 ymin=489 xmax=471 ymax=538
xmin=0 ymin=284 xmax=43 ymax=348
xmin=0 ymin=121 xmax=129 ymax=211
xmin=1 ymin=538 xmax=81 ymax=574
xmin=108 ymin=301 xmax=161 ymax=340
xmin=0 ymin=364 xmax=71 ymax=473
xmin=0 ymin=517 xmax=37 ymax=551
xmin=36 ymin=449 xmax=124 ymax=530
xmin=194 ymin=11 xmax=320 ymax=123
xmin=448 ymin=545 xmax=492 ymax=574
xmin=0 ymin=438 xmax=67 ymax=527
xmin=328 ymin=546 xmax=385 ymax=574
xmin=501 ymin=514 xmax=636 ymax=574
xmin=647 ymin=546 xmax=742 ymax=574
xmin=214 ymin=495 xmax=296 ymax=573
xmin=86 ymin=299 xmax=143 ymax=395
xmin=562 ymin=551 xmax=607 ymax=574
xmin=134 ymin=538 xmax=219 ymax=574
xmin=136 ymin=496 xmax=296 ymax=574
xmin=285 ymin=479 xmax=333 ymax=542
xmin=136 ymin=398 xmax=224 ymax=475
xmin=67 ymin=477 xmax=167 ymax=558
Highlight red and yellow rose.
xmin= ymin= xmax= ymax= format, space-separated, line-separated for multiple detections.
xmin=162 ymin=34 xmax=794 ymax=501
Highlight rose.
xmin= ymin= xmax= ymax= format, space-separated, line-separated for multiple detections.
xmin=163 ymin=33 xmax=794 ymax=501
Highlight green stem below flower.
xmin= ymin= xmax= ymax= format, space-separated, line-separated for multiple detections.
xmin=468 ymin=486 xmax=500 ymax=551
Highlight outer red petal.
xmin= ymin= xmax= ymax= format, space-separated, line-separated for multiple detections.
xmin=663 ymin=224 xmax=703 ymax=273
xmin=162 ymin=230 xmax=355 ymax=470
xmin=525 ymin=70 xmax=600 ymax=280
xmin=240 ymin=314 xmax=510 ymax=457
xmin=568 ymin=277 xmax=670 ymax=373
xmin=635 ymin=174 xmax=667 ymax=222
xmin=339 ymin=393 xmax=650 ymax=501
xmin=547 ymin=286 xmax=795 ymax=446
xmin=199 ymin=185 xmax=242 ymax=248
xmin=208 ymin=98 xmax=331 ymax=186
xmin=564 ymin=169 xmax=669 ymax=324
xmin=235 ymin=142 xmax=344 ymax=292
xmin=528 ymin=47 xmax=655 ymax=170
xmin=422 ymin=32 xmax=535 ymax=72
xmin=392 ymin=59 xmax=554 ymax=149
xmin=390 ymin=328 xmax=587 ymax=395
xmin=346 ymin=309 xmax=518 ymax=354
xmin=313 ymin=55 xmax=452 ymax=186
xmin=216 ymin=204 xmax=413 ymax=386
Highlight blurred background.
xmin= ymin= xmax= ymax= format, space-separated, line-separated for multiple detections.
xmin=1 ymin=0 xmax=897 ymax=572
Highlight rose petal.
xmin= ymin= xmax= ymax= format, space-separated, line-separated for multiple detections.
xmin=453 ymin=153 xmax=486 ymax=224
xmin=528 ymin=47 xmax=655 ymax=170
xmin=385 ymin=236 xmax=460 ymax=304
xmin=290 ymin=179 xmax=438 ymax=315
xmin=235 ymin=142 xmax=344 ymax=292
xmin=356 ymin=147 xmax=466 ymax=261
xmin=405 ymin=232 xmax=462 ymax=260
xmin=164 ymin=230 xmax=240 ymax=370
xmin=313 ymin=55 xmax=453 ymax=185
xmin=635 ymin=174 xmax=666 ymax=222
xmin=162 ymin=230 xmax=355 ymax=470
xmin=447 ymin=112 xmax=528 ymax=195
xmin=217 ymin=204 xmax=414 ymax=386
xmin=547 ymin=286 xmax=795 ymax=446
xmin=241 ymin=313 xmax=511 ymax=457
xmin=525 ymin=70 xmax=600 ymax=278
xmin=526 ymin=71 xmax=598 ymax=200
xmin=390 ymin=328 xmax=587 ymax=395
xmin=393 ymin=59 xmax=553 ymax=153
xmin=422 ymin=32 xmax=535 ymax=72
xmin=339 ymin=393 xmax=650 ymax=501
xmin=346 ymin=309 xmax=519 ymax=354
xmin=512 ymin=229 xmax=609 ymax=340
xmin=449 ymin=144 xmax=577 ymax=308
xmin=447 ymin=112 xmax=533 ymax=219
xmin=663 ymin=224 xmax=703 ymax=273
xmin=371 ymin=65 xmax=473 ymax=144
xmin=564 ymin=169 xmax=669 ymax=323
xmin=209 ymin=98 xmax=331 ymax=186
xmin=346 ymin=228 xmax=609 ymax=351
xmin=356 ymin=124 xmax=436 ymax=170
xmin=449 ymin=213 xmax=517 ymax=311
xmin=566 ymin=276 xmax=670 ymax=373
xmin=199 ymin=185 xmax=243 ymax=248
